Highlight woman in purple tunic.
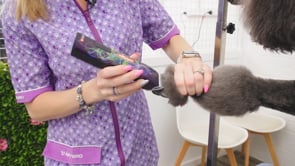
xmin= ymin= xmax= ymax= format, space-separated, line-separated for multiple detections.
xmin=1 ymin=0 xmax=212 ymax=165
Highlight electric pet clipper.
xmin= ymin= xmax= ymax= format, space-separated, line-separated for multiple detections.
xmin=71 ymin=33 xmax=162 ymax=91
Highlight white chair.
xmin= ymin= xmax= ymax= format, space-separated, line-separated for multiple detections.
xmin=223 ymin=112 xmax=286 ymax=166
xmin=175 ymin=99 xmax=248 ymax=166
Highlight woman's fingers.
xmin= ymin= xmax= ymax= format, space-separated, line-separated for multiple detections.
xmin=98 ymin=65 xmax=133 ymax=78
xmin=104 ymin=79 xmax=148 ymax=102
xmin=192 ymin=66 xmax=204 ymax=96
xmin=174 ymin=59 xmax=212 ymax=96
xmin=174 ymin=64 xmax=187 ymax=95
xmin=202 ymin=65 xmax=212 ymax=93
xmin=95 ymin=64 xmax=147 ymax=101
xmin=97 ymin=68 xmax=144 ymax=87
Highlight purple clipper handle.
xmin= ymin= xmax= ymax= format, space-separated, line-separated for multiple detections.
xmin=71 ymin=33 xmax=159 ymax=90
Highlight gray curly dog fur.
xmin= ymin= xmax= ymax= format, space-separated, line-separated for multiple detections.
xmin=159 ymin=0 xmax=295 ymax=116
xmin=161 ymin=65 xmax=295 ymax=116
xmin=233 ymin=0 xmax=295 ymax=52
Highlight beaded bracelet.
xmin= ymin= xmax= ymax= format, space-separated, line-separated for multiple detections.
xmin=76 ymin=82 xmax=94 ymax=114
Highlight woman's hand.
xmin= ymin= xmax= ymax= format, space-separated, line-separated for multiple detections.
xmin=97 ymin=65 xmax=148 ymax=101
xmin=162 ymin=35 xmax=213 ymax=97
xmin=174 ymin=57 xmax=212 ymax=96
xmin=83 ymin=53 xmax=148 ymax=102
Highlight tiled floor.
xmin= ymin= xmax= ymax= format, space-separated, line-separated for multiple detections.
xmin=198 ymin=151 xmax=263 ymax=166
xmin=217 ymin=151 xmax=262 ymax=166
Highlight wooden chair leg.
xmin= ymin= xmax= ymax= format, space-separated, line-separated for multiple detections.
xmin=241 ymin=134 xmax=247 ymax=155
xmin=226 ymin=148 xmax=238 ymax=166
xmin=242 ymin=136 xmax=251 ymax=166
xmin=200 ymin=146 xmax=207 ymax=166
xmin=175 ymin=141 xmax=191 ymax=166
xmin=263 ymin=133 xmax=280 ymax=166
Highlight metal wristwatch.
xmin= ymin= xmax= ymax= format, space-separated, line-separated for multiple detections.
xmin=177 ymin=51 xmax=202 ymax=63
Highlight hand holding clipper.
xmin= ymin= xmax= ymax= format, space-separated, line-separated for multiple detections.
xmin=71 ymin=33 xmax=159 ymax=90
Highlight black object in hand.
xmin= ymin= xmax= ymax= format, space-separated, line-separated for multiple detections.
xmin=71 ymin=33 xmax=159 ymax=90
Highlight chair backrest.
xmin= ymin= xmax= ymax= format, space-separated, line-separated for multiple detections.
xmin=223 ymin=112 xmax=286 ymax=133
xmin=176 ymin=98 xmax=248 ymax=148
xmin=176 ymin=98 xmax=211 ymax=134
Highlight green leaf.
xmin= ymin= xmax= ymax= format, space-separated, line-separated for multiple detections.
xmin=0 ymin=61 xmax=47 ymax=165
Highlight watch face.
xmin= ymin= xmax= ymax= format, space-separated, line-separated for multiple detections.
xmin=182 ymin=51 xmax=200 ymax=58
xmin=177 ymin=51 xmax=202 ymax=63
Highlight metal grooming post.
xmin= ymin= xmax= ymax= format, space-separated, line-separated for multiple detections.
xmin=206 ymin=0 xmax=229 ymax=165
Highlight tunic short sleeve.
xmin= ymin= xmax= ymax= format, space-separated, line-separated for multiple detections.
xmin=1 ymin=10 xmax=53 ymax=103
xmin=140 ymin=0 xmax=180 ymax=50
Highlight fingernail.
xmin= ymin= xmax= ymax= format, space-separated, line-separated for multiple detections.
xmin=141 ymin=80 xmax=149 ymax=87
xmin=204 ymin=85 xmax=209 ymax=93
xmin=136 ymin=70 xmax=144 ymax=76
xmin=131 ymin=52 xmax=140 ymax=57
xmin=124 ymin=65 xmax=133 ymax=72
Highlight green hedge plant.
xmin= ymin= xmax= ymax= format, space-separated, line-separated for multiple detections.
xmin=0 ymin=61 xmax=47 ymax=165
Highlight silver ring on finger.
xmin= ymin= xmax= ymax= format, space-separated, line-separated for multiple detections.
xmin=193 ymin=68 xmax=205 ymax=76
xmin=112 ymin=87 xmax=120 ymax=96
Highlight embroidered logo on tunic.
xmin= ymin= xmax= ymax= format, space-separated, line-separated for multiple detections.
xmin=61 ymin=151 xmax=83 ymax=159
xmin=16 ymin=95 xmax=24 ymax=100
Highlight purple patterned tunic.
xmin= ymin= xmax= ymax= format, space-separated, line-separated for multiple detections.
xmin=2 ymin=0 xmax=179 ymax=165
